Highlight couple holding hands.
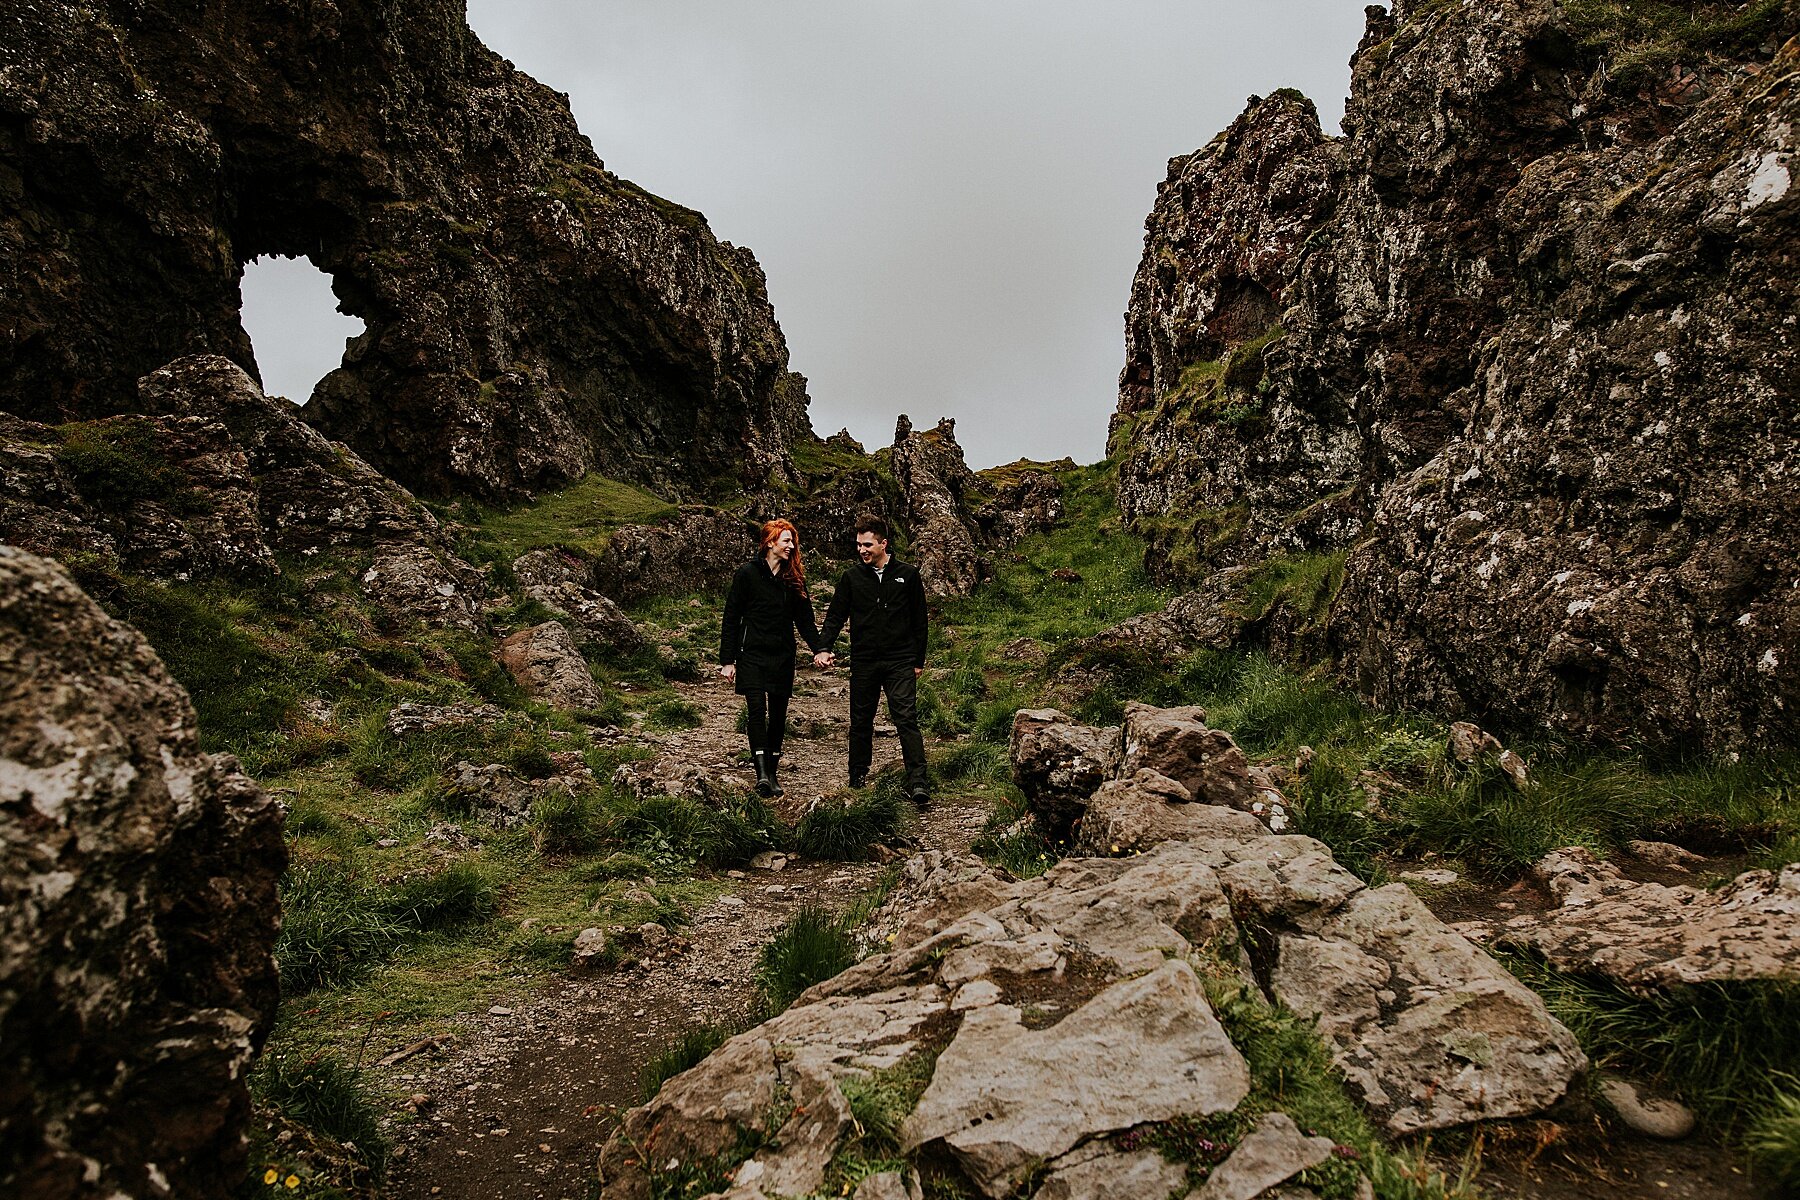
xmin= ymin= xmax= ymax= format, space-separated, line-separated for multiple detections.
xmin=718 ymin=513 xmax=930 ymax=804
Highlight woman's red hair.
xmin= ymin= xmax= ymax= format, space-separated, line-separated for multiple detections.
xmin=760 ymin=518 xmax=806 ymax=594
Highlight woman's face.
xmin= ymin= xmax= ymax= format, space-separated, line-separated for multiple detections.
xmin=771 ymin=528 xmax=796 ymax=560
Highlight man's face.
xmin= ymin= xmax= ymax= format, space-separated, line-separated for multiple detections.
xmin=856 ymin=532 xmax=888 ymax=565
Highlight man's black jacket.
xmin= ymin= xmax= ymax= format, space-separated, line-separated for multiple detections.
xmin=819 ymin=557 xmax=928 ymax=670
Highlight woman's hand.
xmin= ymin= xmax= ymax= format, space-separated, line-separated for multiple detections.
xmin=720 ymin=664 xmax=736 ymax=683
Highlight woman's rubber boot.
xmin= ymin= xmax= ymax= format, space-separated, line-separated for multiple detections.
xmin=768 ymin=752 xmax=786 ymax=798
xmin=753 ymin=750 xmax=776 ymax=798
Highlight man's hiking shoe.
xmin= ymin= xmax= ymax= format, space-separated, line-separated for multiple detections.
xmin=847 ymin=775 xmax=867 ymax=790
xmin=910 ymin=787 xmax=932 ymax=809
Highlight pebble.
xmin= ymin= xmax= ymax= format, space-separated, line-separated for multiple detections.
xmin=489 ymin=1006 xmax=514 ymax=1016
xmin=1399 ymin=868 xmax=1461 ymax=887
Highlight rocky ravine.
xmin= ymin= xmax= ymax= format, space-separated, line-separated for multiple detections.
xmin=1 ymin=0 xmax=808 ymax=501
xmin=594 ymin=702 xmax=1594 ymax=1200
xmin=1113 ymin=1 xmax=1800 ymax=752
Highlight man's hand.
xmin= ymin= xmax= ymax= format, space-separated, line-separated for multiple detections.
xmin=813 ymin=651 xmax=834 ymax=669
xmin=720 ymin=664 xmax=736 ymax=683
xmin=914 ymin=667 xmax=924 ymax=678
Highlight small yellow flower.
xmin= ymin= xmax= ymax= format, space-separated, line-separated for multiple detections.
xmin=263 ymin=1169 xmax=279 ymax=1185
xmin=285 ymin=1176 xmax=301 ymax=1190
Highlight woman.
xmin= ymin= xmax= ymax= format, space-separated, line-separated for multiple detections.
xmin=719 ymin=518 xmax=826 ymax=797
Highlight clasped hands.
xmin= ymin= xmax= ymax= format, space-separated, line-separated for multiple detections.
xmin=812 ymin=651 xmax=836 ymax=669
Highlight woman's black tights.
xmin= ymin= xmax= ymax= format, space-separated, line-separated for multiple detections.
xmin=744 ymin=689 xmax=791 ymax=756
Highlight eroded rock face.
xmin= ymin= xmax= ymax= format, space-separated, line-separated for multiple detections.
xmin=1 ymin=1 xmax=808 ymax=501
xmin=591 ymin=507 xmax=755 ymax=606
xmin=1111 ymin=3 xmax=1800 ymax=751
xmin=511 ymin=549 xmax=646 ymax=652
xmin=0 ymin=547 xmax=285 ymax=1200
xmin=1113 ymin=89 xmax=1356 ymax=579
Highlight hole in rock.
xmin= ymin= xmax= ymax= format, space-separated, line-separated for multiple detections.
xmin=238 ymin=255 xmax=365 ymax=404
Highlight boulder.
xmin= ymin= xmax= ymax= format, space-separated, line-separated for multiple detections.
xmin=0 ymin=355 xmax=487 ymax=629
xmin=899 ymin=961 xmax=1250 ymax=1197
xmin=1194 ymin=1111 xmax=1335 ymax=1200
xmin=1074 ymin=768 xmax=1269 ymax=856
xmin=1120 ymin=701 xmax=1255 ymax=809
xmin=592 ymin=507 xmax=755 ymax=604
xmin=1481 ymin=847 xmax=1800 ymax=987
xmin=1596 ymin=1077 xmax=1697 ymax=1141
xmin=1008 ymin=709 xmax=1121 ymax=837
xmin=511 ymin=549 xmax=647 ymax=652
xmin=496 ymin=621 xmax=604 ymax=710
xmin=0 ymin=547 xmax=284 ymax=1200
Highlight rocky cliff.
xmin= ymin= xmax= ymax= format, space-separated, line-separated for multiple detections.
xmin=1114 ymin=0 xmax=1800 ymax=751
xmin=0 ymin=0 xmax=808 ymax=501
xmin=0 ymin=547 xmax=285 ymax=1200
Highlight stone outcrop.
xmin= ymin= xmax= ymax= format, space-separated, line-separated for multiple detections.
xmin=1111 ymin=2 xmax=1800 ymax=751
xmin=1 ymin=0 xmax=809 ymax=501
xmin=596 ymin=824 xmax=1585 ymax=1199
xmin=1114 ymin=89 xmax=1355 ymax=580
xmin=511 ymin=549 xmax=646 ymax=652
xmin=0 ymin=547 xmax=285 ymax=1200
xmin=0 ymin=354 xmax=485 ymax=628
xmin=1459 ymin=846 xmax=1800 ymax=988
xmin=1012 ymin=704 xmax=1291 ymax=841
xmin=890 ymin=416 xmax=1064 ymax=599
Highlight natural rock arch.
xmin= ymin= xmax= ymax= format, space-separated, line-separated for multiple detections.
xmin=1 ymin=0 xmax=809 ymax=501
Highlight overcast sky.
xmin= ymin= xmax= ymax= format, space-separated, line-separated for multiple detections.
xmin=241 ymin=1 xmax=1366 ymax=470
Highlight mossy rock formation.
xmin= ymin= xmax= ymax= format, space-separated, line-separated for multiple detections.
xmin=0 ymin=0 xmax=810 ymax=502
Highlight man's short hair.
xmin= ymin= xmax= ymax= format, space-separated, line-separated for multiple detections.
xmin=854 ymin=513 xmax=889 ymax=540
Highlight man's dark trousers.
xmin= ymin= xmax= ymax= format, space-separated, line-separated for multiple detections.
xmin=849 ymin=659 xmax=927 ymax=790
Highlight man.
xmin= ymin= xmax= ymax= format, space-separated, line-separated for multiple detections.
xmin=815 ymin=513 xmax=930 ymax=803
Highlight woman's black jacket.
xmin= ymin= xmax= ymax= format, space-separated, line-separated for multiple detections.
xmin=719 ymin=556 xmax=824 ymax=695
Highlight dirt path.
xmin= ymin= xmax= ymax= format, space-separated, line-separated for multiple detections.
xmin=382 ymin=673 xmax=987 ymax=1200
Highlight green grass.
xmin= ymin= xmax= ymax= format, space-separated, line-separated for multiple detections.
xmin=1504 ymin=955 xmax=1800 ymax=1138
xmin=793 ymin=785 xmax=912 ymax=861
xmin=460 ymin=470 xmax=677 ymax=561
xmin=250 ymin=1052 xmax=390 ymax=1182
xmin=754 ymin=906 xmax=860 ymax=1014
xmin=1170 ymin=961 xmax=1478 ymax=1200
xmin=640 ymin=1022 xmax=739 ymax=1101
xmin=1747 ymin=1082 xmax=1800 ymax=1192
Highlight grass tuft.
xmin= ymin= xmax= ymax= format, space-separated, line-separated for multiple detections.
xmin=1505 ymin=954 xmax=1800 ymax=1134
xmin=250 ymin=1052 xmax=390 ymax=1180
xmin=1748 ymin=1081 xmax=1800 ymax=1192
xmin=793 ymin=787 xmax=911 ymax=862
xmin=755 ymin=906 xmax=859 ymax=1014
xmin=276 ymin=861 xmax=410 ymax=994
xmin=640 ymin=1022 xmax=740 ymax=1101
